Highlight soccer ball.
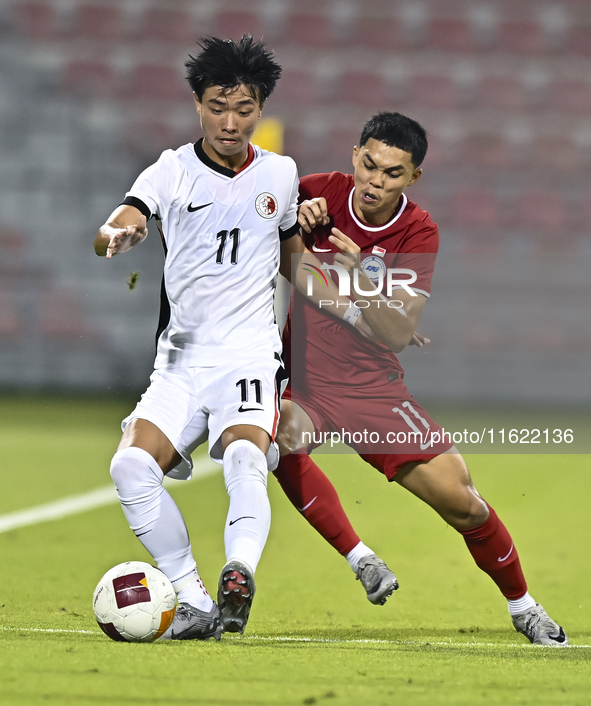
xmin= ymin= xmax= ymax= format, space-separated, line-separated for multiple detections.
xmin=93 ymin=561 xmax=177 ymax=642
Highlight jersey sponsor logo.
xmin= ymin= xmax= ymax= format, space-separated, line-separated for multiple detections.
xmin=187 ymin=202 xmax=213 ymax=212
xmin=255 ymin=192 xmax=278 ymax=219
xmin=361 ymin=256 xmax=387 ymax=284
xmin=238 ymin=404 xmax=264 ymax=412
xmin=312 ymin=243 xmax=332 ymax=253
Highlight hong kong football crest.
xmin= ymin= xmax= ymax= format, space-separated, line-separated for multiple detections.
xmin=255 ymin=192 xmax=277 ymax=219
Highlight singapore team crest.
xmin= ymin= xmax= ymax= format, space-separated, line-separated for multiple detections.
xmin=255 ymin=192 xmax=277 ymax=219
xmin=361 ymin=256 xmax=387 ymax=284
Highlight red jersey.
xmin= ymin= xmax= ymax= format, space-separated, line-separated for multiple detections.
xmin=284 ymin=171 xmax=439 ymax=393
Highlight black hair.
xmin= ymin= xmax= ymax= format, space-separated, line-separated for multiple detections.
xmin=359 ymin=112 xmax=428 ymax=167
xmin=185 ymin=35 xmax=281 ymax=104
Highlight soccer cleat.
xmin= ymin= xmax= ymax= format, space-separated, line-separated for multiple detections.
xmin=512 ymin=604 xmax=568 ymax=646
xmin=217 ymin=561 xmax=256 ymax=634
xmin=356 ymin=554 xmax=399 ymax=605
xmin=160 ymin=602 xmax=222 ymax=641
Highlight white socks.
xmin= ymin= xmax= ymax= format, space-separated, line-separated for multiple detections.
xmin=345 ymin=541 xmax=375 ymax=572
xmin=507 ymin=592 xmax=536 ymax=616
xmin=222 ymin=440 xmax=271 ymax=574
xmin=110 ymin=447 xmax=213 ymax=612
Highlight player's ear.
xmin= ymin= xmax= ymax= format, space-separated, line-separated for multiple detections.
xmin=408 ymin=167 xmax=422 ymax=186
xmin=352 ymin=145 xmax=359 ymax=168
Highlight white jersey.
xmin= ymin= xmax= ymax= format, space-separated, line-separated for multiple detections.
xmin=123 ymin=140 xmax=299 ymax=368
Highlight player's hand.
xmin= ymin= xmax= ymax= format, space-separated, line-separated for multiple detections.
xmin=330 ymin=227 xmax=361 ymax=273
xmin=105 ymin=215 xmax=148 ymax=258
xmin=409 ymin=332 xmax=431 ymax=347
xmin=298 ymin=197 xmax=330 ymax=233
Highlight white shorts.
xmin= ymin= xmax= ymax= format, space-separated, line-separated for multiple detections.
xmin=122 ymin=352 xmax=288 ymax=480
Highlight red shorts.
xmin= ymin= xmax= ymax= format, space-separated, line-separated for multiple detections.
xmin=283 ymin=380 xmax=453 ymax=481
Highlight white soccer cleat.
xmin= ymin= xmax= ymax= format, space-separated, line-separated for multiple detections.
xmin=512 ymin=604 xmax=568 ymax=646
xmin=356 ymin=554 xmax=399 ymax=605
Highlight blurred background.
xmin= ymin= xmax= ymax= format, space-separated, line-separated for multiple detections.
xmin=0 ymin=0 xmax=589 ymax=405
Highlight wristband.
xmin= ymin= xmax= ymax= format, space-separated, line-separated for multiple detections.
xmin=342 ymin=302 xmax=362 ymax=327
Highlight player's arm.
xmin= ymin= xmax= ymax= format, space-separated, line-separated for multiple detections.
xmin=94 ymin=205 xmax=148 ymax=259
xmin=330 ymin=227 xmax=427 ymax=353
xmin=279 ymin=233 xmax=374 ymax=338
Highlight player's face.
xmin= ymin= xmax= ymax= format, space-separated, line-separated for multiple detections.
xmin=351 ymin=139 xmax=422 ymax=225
xmin=195 ymin=84 xmax=262 ymax=169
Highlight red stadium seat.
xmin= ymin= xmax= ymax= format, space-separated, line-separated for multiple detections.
xmin=530 ymin=135 xmax=579 ymax=172
xmin=69 ymin=4 xmax=124 ymax=40
xmin=0 ymin=290 xmax=20 ymax=339
xmin=126 ymin=64 xmax=187 ymax=102
xmin=496 ymin=20 xmax=547 ymax=55
xmin=285 ymin=12 xmax=339 ymax=48
xmin=451 ymin=189 xmax=503 ymax=229
xmin=272 ymin=68 xmax=318 ymax=105
xmin=515 ymin=191 xmax=567 ymax=232
xmin=566 ymin=26 xmax=591 ymax=58
xmin=547 ymin=79 xmax=591 ymax=115
xmin=337 ymin=71 xmax=389 ymax=108
xmin=477 ymin=76 xmax=528 ymax=112
xmin=39 ymin=289 xmax=95 ymax=340
xmin=406 ymin=74 xmax=459 ymax=110
xmin=425 ymin=18 xmax=476 ymax=53
xmin=62 ymin=60 xmax=117 ymax=97
xmin=350 ymin=18 xmax=401 ymax=51
xmin=10 ymin=1 xmax=58 ymax=39
xmin=141 ymin=8 xmax=196 ymax=43
xmin=461 ymin=133 xmax=514 ymax=170
xmin=212 ymin=10 xmax=264 ymax=41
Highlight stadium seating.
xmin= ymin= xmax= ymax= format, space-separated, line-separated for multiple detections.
xmin=425 ymin=18 xmax=476 ymax=53
xmin=496 ymin=20 xmax=548 ymax=55
xmin=515 ymin=191 xmax=567 ymax=233
xmin=68 ymin=4 xmax=125 ymax=40
xmin=141 ymin=7 xmax=196 ymax=43
xmin=451 ymin=189 xmax=503 ymax=230
xmin=212 ymin=10 xmax=264 ymax=41
xmin=547 ymin=78 xmax=591 ymax=115
xmin=125 ymin=63 xmax=187 ymax=102
xmin=9 ymin=1 xmax=58 ymax=39
xmin=336 ymin=71 xmax=389 ymax=108
xmin=62 ymin=60 xmax=117 ymax=97
xmin=284 ymin=11 xmax=341 ymax=48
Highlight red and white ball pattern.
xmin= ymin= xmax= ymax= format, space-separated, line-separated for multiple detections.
xmin=93 ymin=561 xmax=177 ymax=642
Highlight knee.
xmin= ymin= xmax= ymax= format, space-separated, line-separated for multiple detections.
xmin=110 ymin=447 xmax=162 ymax=497
xmin=450 ymin=495 xmax=489 ymax=531
xmin=223 ymin=440 xmax=268 ymax=492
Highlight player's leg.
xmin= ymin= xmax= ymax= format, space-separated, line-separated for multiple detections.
xmin=393 ymin=451 xmax=567 ymax=645
xmin=109 ymin=376 xmax=220 ymax=640
xmin=274 ymin=399 xmax=397 ymax=605
xmin=207 ymin=355 xmax=286 ymax=632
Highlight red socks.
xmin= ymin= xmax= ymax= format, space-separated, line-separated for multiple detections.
xmin=274 ymin=454 xmax=360 ymax=556
xmin=459 ymin=503 xmax=528 ymax=600
xmin=275 ymin=455 xmax=528 ymax=602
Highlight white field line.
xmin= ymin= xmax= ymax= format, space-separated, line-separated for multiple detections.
xmin=0 ymin=458 xmax=219 ymax=534
xmin=1 ymin=626 xmax=589 ymax=649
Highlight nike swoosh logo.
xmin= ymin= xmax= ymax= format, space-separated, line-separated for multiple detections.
xmin=497 ymin=543 xmax=514 ymax=562
xmin=229 ymin=516 xmax=256 ymax=526
xmin=297 ymin=496 xmax=317 ymax=512
xmin=311 ymin=243 xmax=332 ymax=252
xmin=238 ymin=405 xmax=264 ymax=412
xmin=187 ymin=202 xmax=213 ymax=212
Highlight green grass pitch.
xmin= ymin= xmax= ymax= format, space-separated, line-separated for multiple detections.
xmin=0 ymin=395 xmax=590 ymax=705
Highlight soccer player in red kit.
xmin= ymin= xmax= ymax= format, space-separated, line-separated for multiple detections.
xmin=274 ymin=112 xmax=568 ymax=646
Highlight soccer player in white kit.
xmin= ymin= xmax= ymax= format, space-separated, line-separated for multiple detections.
xmin=93 ymin=36 xmax=355 ymax=640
